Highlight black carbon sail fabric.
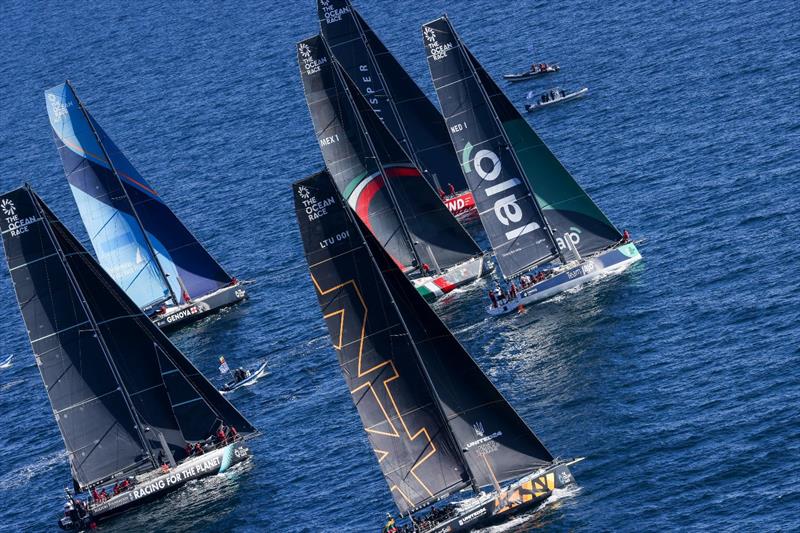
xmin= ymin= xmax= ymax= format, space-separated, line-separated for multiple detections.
xmin=362 ymin=199 xmax=556 ymax=490
xmin=463 ymin=48 xmax=623 ymax=255
xmin=299 ymin=34 xmax=481 ymax=273
xmin=318 ymin=0 xmax=469 ymax=193
xmin=294 ymin=171 xmax=470 ymax=514
xmin=298 ymin=35 xmax=417 ymax=270
xmin=0 ymin=186 xmax=255 ymax=491
xmin=339 ymin=67 xmax=483 ymax=271
xmin=424 ymin=17 xmax=559 ymax=278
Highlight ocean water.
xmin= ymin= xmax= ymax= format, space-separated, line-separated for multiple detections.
xmin=1 ymin=0 xmax=798 ymax=531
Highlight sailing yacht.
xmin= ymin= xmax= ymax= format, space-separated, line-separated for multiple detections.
xmin=45 ymin=81 xmax=247 ymax=330
xmin=424 ymin=16 xmax=642 ymax=315
xmin=0 ymin=185 xmax=257 ymax=530
xmin=298 ymin=36 xmax=490 ymax=302
xmin=317 ymin=0 xmax=476 ymax=217
xmin=293 ymin=169 xmax=580 ymax=532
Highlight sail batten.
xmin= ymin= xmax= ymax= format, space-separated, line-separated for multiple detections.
xmin=298 ymin=34 xmax=482 ymax=276
xmin=294 ymin=171 xmax=471 ymax=514
xmin=45 ymin=82 xmax=233 ymax=308
xmin=319 ymin=0 xmax=471 ymax=195
xmin=424 ymin=17 xmax=560 ymax=279
xmin=295 ymin=170 xmax=555 ymax=513
xmin=463 ymin=42 xmax=623 ymax=255
xmin=0 ymin=186 xmax=256 ymax=492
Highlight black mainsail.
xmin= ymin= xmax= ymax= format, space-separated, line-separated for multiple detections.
xmin=294 ymin=171 xmax=470 ymax=513
xmin=0 ymin=186 xmax=255 ymax=492
xmin=423 ymin=17 xmax=560 ymax=279
xmin=318 ymin=0 xmax=469 ymax=195
xmin=294 ymin=170 xmax=554 ymax=513
xmin=298 ymin=35 xmax=482 ymax=274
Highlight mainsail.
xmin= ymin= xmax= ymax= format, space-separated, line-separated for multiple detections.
xmin=463 ymin=48 xmax=623 ymax=255
xmin=45 ymin=81 xmax=233 ymax=309
xmin=0 ymin=186 xmax=255 ymax=491
xmin=423 ymin=17 xmax=559 ymax=279
xmin=294 ymin=171 xmax=470 ymax=514
xmin=298 ymin=35 xmax=482 ymax=273
xmin=294 ymin=170 xmax=554 ymax=511
xmin=318 ymin=0 xmax=469 ymax=194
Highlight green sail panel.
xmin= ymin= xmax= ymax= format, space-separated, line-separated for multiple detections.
xmin=464 ymin=48 xmax=623 ymax=256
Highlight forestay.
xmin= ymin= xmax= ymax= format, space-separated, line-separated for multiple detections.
xmin=293 ymin=171 xmax=470 ymax=514
xmin=318 ymin=0 xmax=469 ymax=194
xmin=464 ymin=48 xmax=622 ymax=255
xmin=423 ymin=17 xmax=558 ymax=279
xmin=45 ymin=82 xmax=233 ymax=307
xmin=0 ymin=186 xmax=255 ymax=491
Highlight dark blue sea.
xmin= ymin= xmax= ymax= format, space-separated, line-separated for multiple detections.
xmin=1 ymin=0 xmax=798 ymax=531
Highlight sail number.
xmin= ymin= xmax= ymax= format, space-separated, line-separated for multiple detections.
xmin=450 ymin=122 xmax=468 ymax=133
xmin=320 ymin=230 xmax=350 ymax=249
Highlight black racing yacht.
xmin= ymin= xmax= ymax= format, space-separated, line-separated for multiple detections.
xmin=293 ymin=170 xmax=581 ymax=532
xmin=0 ymin=185 xmax=258 ymax=530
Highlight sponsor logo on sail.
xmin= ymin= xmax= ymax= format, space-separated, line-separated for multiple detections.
xmin=558 ymin=470 xmax=572 ymax=485
xmin=297 ymin=185 xmax=311 ymax=199
xmin=464 ymin=421 xmax=502 ymax=455
xmin=469 ymin=148 xmax=539 ymax=242
xmin=298 ymin=187 xmax=337 ymax=223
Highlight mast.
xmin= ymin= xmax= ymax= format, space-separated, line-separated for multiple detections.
xmin=349 ymin=11 xmax=440 ymax=191
xmin=336 ymin=178 xmax=480 ymax=502
xmin=325 ymin=52 xmax=425 ymax=272
xmin=444 ymin=18 xmax=564 ymax=271
xmin=30 ymin=186 xmax=157 ymax=474
xmin=66 ymin=80 xmax=181 ymax=305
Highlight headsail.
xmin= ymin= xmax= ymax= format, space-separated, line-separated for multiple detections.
xmin=463 ymin=48 xmax=623 ymax=255
xmin=295 ymin=170 xmax=554 ymax=509
xmin=423 ymin=17 xmax=559 ymax=279
xmin=45 ymin=82 xmax=233 ymax=307
xmin=318 ymin=0 xmax=469 ymax=194
xmin=293 ymin=171 xmax=470 ymax=514
xmin=0 ymin=186 xmax=255 ymax=491
xmin=298 ymin=35 xmax=482 ymax=273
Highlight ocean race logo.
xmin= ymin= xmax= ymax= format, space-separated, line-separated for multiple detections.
xmin=296 ymin=184 xmax=348 ymax=250
xmin=299 ymin=41 xmax=327 ymax=75
xmin=1 ymin=198 xmax=36 ymax=237
xmin=424 ymin=25 xmax=453 ymax=60
xmin=320 ymin=0 xmax=351 ymax=24
xmin=46 ymin=92 xmax=73 ymax=121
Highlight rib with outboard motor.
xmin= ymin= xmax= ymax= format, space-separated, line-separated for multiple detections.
xmin=0 ymin=185 xmax=256 ymax=530
xmin=423 ymin=16 xmax=642 ymax=315
xmin=297 ymin=35 xmax=490 ymax=302
xmin=293 ymin=169 xmax=579 ymax=531
xmin=45 ymin=81 xmax=247 ymax=330
xmin=317 ymin=0 xmax=476 ymax=217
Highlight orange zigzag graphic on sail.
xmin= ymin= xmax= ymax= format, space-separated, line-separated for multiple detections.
xmin=310 ymin=273 xmax=439 ymax=506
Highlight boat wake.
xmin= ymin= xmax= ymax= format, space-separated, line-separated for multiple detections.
xmin=0 ymin=355 xmax=13 ymax=369
xmin=473 ymin=485 xmax=582 ymax=532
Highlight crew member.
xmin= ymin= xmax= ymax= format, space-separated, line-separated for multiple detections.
xmin=217 ymin=425 xmax=227 ymax=444
xmin=488 ymin=290 xmax=497 ymax=308
xmin=437 ymin=187 xmax=446 ymax=200
xmin=91 ymin=487 xmax=100 ymax=503
xmin=227 ymin=425 xmax=239 ymax=441
xmin=421 ymin=263 xmax=431 ymax=275
xmin=622 ymin=229 xmax=631 ymax=243
xmin=194 ymin=442 xmax=205 ymax=455
xmin=509 ymin=282 xmax=517 ymax=300
xmin=383 ymin=513 xmax=397 ymax=533
xmin=448 ymin=183 xmax=456 ymax=196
